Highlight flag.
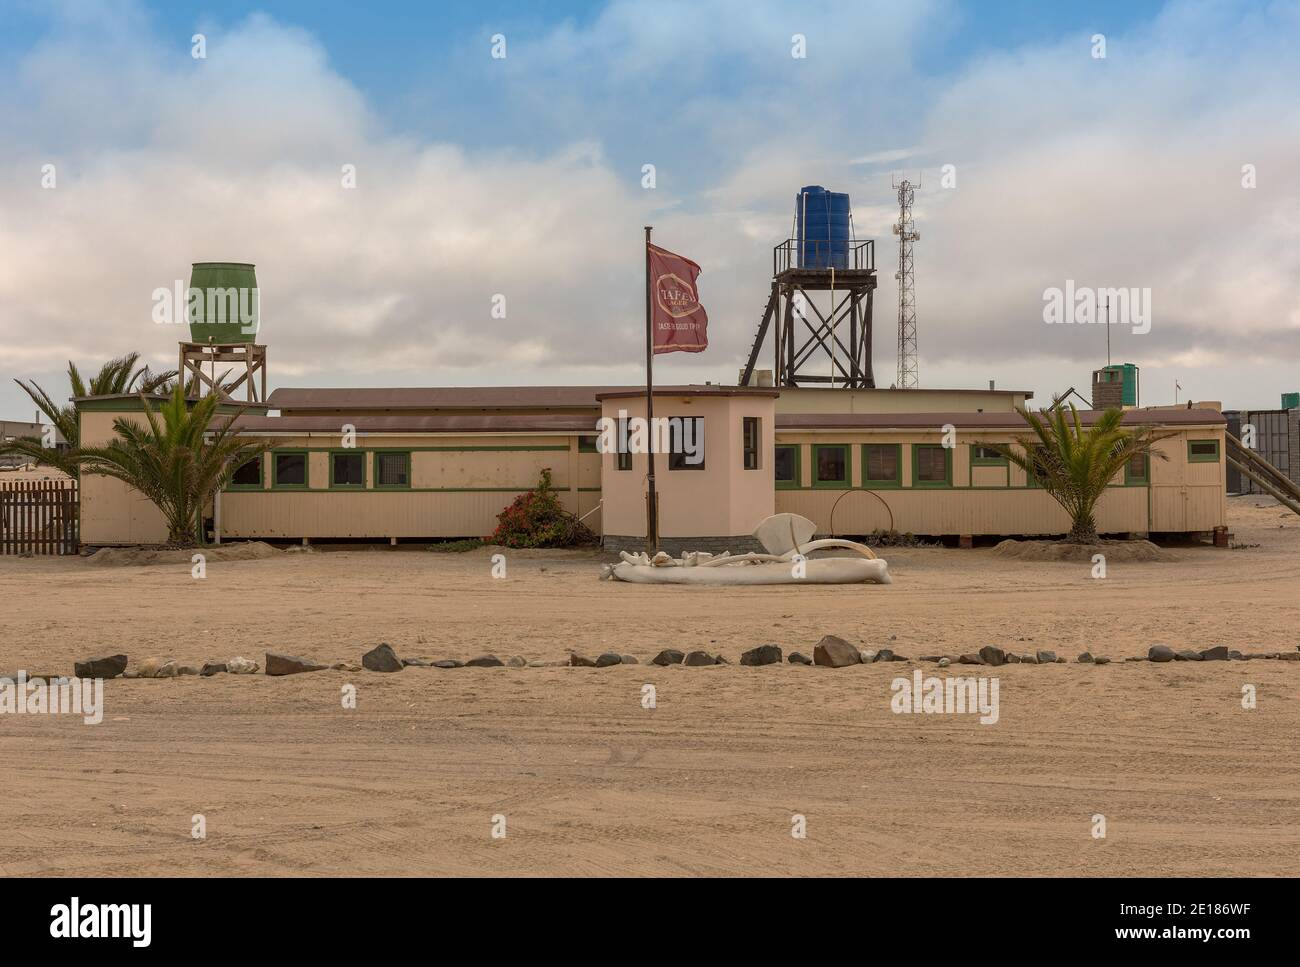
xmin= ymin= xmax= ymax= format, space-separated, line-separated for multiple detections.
xmin=648 ymin=243 xmax=708 ymax=354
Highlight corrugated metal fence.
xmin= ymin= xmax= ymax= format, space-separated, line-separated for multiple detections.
xmin=0 ymin=480 xmax=79 ymax=554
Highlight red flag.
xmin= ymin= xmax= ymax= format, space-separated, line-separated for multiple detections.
xmin=648 ymin=243 xmax=708 ymax=354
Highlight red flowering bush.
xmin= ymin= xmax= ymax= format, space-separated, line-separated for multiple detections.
xmin=489 ymin=468 xmax=596 ymax=548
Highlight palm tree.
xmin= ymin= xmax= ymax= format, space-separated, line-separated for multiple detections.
xmin=72 ymin=385 xmax=268 ymax=547
xmin=977 ymin=404 xmax=1175 ymax=543
xmin=4 ymin=353 xmax=178 ymax=477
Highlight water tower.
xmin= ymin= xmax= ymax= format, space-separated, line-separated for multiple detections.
xmin=178 ymin=262 xmax=268 ymax=402
xmin=740 ymin=186 xmax=878 ymax=388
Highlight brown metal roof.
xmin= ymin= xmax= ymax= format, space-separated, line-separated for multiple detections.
xmin=594 ymin=387 xmax=781 ymax=401
xmin=225 ymin=413 xmax=600 ymax=434
xmin=776 ymin=408 xmax=1226 ymax=430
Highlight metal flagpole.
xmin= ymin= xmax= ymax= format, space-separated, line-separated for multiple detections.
xmin=644 ymin=226 xmax=659 ymax=553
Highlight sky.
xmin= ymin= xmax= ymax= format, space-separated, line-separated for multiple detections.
xmin=1 ymin=0 xmax=1298 ymax=418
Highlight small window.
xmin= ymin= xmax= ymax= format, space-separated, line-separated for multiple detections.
xmin=375 ymin=452 xmax=410 ymax=488
xmin=813 ymin=444 xmax=848 ymax=487
xmin=617 ymin=419 xmax=632 ymax=471
xmin=971 ymin=444 xmax=1007 ymax=466
xmin=331 ymin=451 xmax=365 ymax=488
xmin=577 ymin=435 xmax=598 ymax=453
xmin=742 ymin=417 xmax=761 ymax=470
xmin=774 ymin=444 xmax=800 ymax=489
xmin=863 ymin=444 xmax=900 ymax=485
xmin=273 ymin=451 xmax=307 ymax=488
xmin=1188 ymin=439 xmax=1220 ymax=463
xmin=913 ymin=444 xmax=950 ymax=487
xmin=1125 ymin=452 xmax=1149 ymax=485
xmin=229 ymin=455 xmax=262 ymax=489
xmin=668 ymin=416 xmax=705 ymax=471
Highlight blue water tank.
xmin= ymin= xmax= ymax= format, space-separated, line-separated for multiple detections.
xmin=796 ymin=185 xmax=852 ymax=269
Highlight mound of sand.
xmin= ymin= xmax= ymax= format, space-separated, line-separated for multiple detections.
xmin=86 ymin=541 xmax=286 ymax=567
xmin=991 ymin=538 xmax=1167 ymax=563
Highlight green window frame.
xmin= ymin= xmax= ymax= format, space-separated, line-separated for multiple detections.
xmin=329 ymin=449 xmax=367 ymax=489
xmin=668 ymin=416 xmax=706 ymax=471
xmin=227 ymin=453 xmax=264 ymax=491
xmin=742 ymin=417 xmax=761 ymax=471
xmin=271 ymin=449 xmax=309 ymax=489
xmin=862 ymin=443 xmax=902 ymax=487
xmin=374 ymin=451 xmax=412 ymax=489
xmin=577 ymin=435 xmax=598 ymax=453
xmin=970 ymin=444 xmax=1008 ymax=467
xmin=616 ymin=418 xmax=632 ymax=471
xmin=774 ymin=444 xmax=801 ymax=490
xmin=812 ymin=444 xmax=849 ymax=488
xmin=1124 ymin=452 xmax=1150 ymax=485
xmin=911 ymin=444 xmax=952 ymax=488
xmin=1187 ymin=439 xmax=1220 ymax=463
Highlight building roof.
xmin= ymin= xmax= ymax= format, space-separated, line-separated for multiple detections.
xmin=225 ymin=413 xmax=599 ymax=434
xmin=776 ymin=408 xmax=1226 ymax=430
xmin=594 ymin=387 xmax=781 ymax=401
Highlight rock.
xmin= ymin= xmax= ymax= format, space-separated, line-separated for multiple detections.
xmin=740 ymin=644 xmax=782 ymax=666
xmin=1056 ymin=657 xmax=1067 ymax=663
xmin=684 ymin=650 xmax=718 ymax=666
xmin=73 ymin=654 xmax=128 ymax=680
xmin=266 ymin=652 xmax=328 ymax=676
xmin=1021 ymin=654 xmax=1038 ymax=664
xmin=788 ymin=652 xmax=812 ymax=665
xmin=200 ymin=661 xmax=227 ymax=677
xmin=937 ymin=657 xmax=951 ymax=668
xmin=568 ymin=652 xmax=596 ymax=667
xmin=874 ymin=649 xmax=893 ymax=663
xmin=596 ymin=652 xmax=623 ymax=667
xmin=1229 ymin=650 xmax=1244 ymax=660
xmin=506 ymin=656 xmax=528 ymax=668
xmin=958 ymin=654 xmax=984 ymax=665
xmin=1077 ymin=652 xmax=1094 ymax=663
xmin=1200 ymin=646 xmax=1230 ymax=661
xmin=860 ymin=649 xmax=879 ymax=663
xmin=919 ymin=655 xmax=943 ymax=662
xmin=978 ymin=645 xmax=1006 ymax=667
xmin=813 ymin=635 xmax=861 ymax=668
xmin=651 ymin=649 xmax=685 ymax=666
xmin=402 ymin=658 xmax=434 ymax=667
xmin=1148 ymin=645 xmax=1176 ymax=662
xmin=1005 ymin=653 xmax=1022 ymax=664
xmin=1175 ymin=650 xmax=1202 ymax=661
xmin=432 ymin=659 xmax=464 ymax=668
xmin=1279 ymin=652 xmax=1300 ymax=661
xmin=1035 ymin=650 xmax=1057 ymax=664
xmin=466 ymin=654 xmax=505 ymax=668
xmin=134 ymin=656 xmax=175 ymax=679
xmin=1094 ymin=656 xmax=1111 ymax=665
xmin=177 ymin=664 xmax=201 ymax=676
xmin=620 ymin=655 xmax=639 ymax=665
xmin=332 ymin=662 xmax=362 ymax=672
xmin=226 ymin=656 xmax=259 ymax=674
xmin=361 ymin=644 xmax=404 ymax=673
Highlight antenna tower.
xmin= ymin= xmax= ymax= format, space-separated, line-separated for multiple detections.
xmin=892 ymin=177 xmax=920 ymax=388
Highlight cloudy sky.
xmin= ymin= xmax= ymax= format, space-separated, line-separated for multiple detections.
xmin=1 ymin=0 xmax=1298 ymax=417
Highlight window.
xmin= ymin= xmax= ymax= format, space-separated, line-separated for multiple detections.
xmin=331 ymin=450 xmax=365 ymax=488
xmin=863 ymin=444 xmax=901 ymax=486
xmin=616 ymin=419 xmax=632 ymax=471
xmin=912 ymin=444 xmax=951 ymax=487
xmin=668 ymin=417 xmax=705 ymax=471
xmin=374 ymin=451 xmax=410 ymax=488
xmin=1124 ymin=452 xmax=1149 ymax=485
xmin=970 ymin=444 xmax=1007 ymax=466
xmin=229 ymin=454 xmax=262 ymax=489
xmin=577 ymin=435 xmax=598 ymax=453
xmin=272 ymin=451 xmax=308 ymax=488
xmin=812 ymin=444 xmax=848 ymax=488
xmin=774 ymin=444 xmax=800 ymax=489
xmin=742 ymin=417 xmax=761 ymax=470
xmin=1188 ymin=439 xmax=1220 ymax=463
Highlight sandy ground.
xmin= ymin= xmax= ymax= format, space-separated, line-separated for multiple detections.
xmin=1 ymin=495 xmax=1298 ymax=877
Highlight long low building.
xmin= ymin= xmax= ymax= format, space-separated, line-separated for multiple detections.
xmin=74 ymin=384 xmax=1228 ymax=548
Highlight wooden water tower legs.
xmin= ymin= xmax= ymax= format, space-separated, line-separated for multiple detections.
xmin=179 ymin=342 xmax=268 ymax=402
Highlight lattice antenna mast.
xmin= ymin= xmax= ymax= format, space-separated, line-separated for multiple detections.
xmin=892 ymin=177 xmax=920 ymax=388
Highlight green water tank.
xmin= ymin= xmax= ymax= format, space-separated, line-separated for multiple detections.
xmin=1283 ymin=392 xmax=1299 ymax=410
xmin=187 ymin=262 xmax=259 ymax=344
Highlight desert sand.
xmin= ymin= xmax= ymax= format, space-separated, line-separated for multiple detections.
xmin=1 ymin=495 xmax=1297 ymax=877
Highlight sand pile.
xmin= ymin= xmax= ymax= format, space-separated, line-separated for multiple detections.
xmin=86 ymin=541 xmax=285 ymax=567
xmin=992 ymin=538 xmax=1167 ymax=562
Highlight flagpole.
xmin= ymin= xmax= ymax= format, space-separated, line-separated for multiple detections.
xmin=644 ymin=225 xmax=658 ymax=553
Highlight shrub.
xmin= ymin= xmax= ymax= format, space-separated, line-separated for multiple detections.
xmin=489 ymin=468 xmax=595 ymax=548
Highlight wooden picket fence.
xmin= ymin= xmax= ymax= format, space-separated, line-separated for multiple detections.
xmin=0 ymin=480 xmax=79 ymax=555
